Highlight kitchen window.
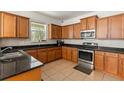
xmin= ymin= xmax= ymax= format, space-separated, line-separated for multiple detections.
xmin=31 ymin=22 xmax=47 ymax=42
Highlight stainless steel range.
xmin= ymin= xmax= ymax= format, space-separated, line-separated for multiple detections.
xmin=74 ymin=42 xmax=98 ymax=74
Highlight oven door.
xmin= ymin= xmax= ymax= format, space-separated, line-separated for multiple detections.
xmin=78 ymin=49 xmax=94 ymax=64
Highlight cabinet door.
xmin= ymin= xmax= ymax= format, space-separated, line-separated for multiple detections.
xmin=72 ymin=48 xmax=78 ymax=63
xmin=119 ymin=54 xmax=124 ymax=78
xmin=80 ymin=18 xmax=87 ymax=31
xmin=37 ymin=49 xmax=48 ymax=63
xmin=105 ymin=52 xmax=118 ymax=75
xmin=62 ymin=46 xmax=67 ymax=59
xmin=109 ymin=15 xmax=123 ymax=39
xmin=95 ymin=51 xmax=105 ymax=70
xmin=62 ymin=26 xmax=68 ymax=39
xmin=26 ymin=49 xmax=38 ymax=59
xmin=97 ymin=18 xmax=108 ymax=39
xmin=66 ymin=47 xmax=72 ymax=61
xmin=2 ymin=13 xmax=16 ymax=37
xmin=52 ymin=25 xmax=57 ymax=39
xmin=47 ymin=48 xmax=56 ymax=62
xmin=17 ymin=16 xmax=29 ymax=38
xmin=55 ymin=47 xmax=62 ymax=59
xmin=73 ymin=23 xmax=81 ymax=39
xmin=87 ymin=16 xmax=97 ymax=30
xmin=68 ymin=25 xmax=73 ymax=39
xmin=56 ymin=26 xmax=62 ymax=39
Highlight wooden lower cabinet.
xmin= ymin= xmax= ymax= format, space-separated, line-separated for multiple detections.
xmin=62 ymin=46 xmax=78 ymax=63
xmin=47 ymin=48 xmax=56 ymax=62
xmin=62 ymin=46 xmax=67 ymax=59
xmin=26 ymin=47 xmax=62 ymax=63
xmin=66 ymin=47 xmax=72 ymax=61
xmin=95 ymin=51 xmax=105 ymax=70
xmin=26 ymin=49 xmax=38 ymax=59
xmin=37 ymin=48 xmax=48 ymax=63
xmin=119 ymin=54 xmax=124 ymax=78
xmin=71 ymin=48 xmax=78 ymax=63
xmin=105 ymin=52 xmax=119 ymax=75
xmin=55 ymin=47 xmax=62 ymax=59
xmin=95 ymin=51 xmax=121 ymax=77
xmin=5 ymin=67 xmax=42 ymax=81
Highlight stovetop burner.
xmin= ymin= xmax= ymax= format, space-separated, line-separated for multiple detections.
xmin=81 ymin=42 xmax=98 ymax=50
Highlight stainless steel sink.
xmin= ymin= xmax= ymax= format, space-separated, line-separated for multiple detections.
xmin=0 ymin=52 xmax=24 ymax=60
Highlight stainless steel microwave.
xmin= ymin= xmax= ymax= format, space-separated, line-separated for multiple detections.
xmin=80 ymin=30 xmax=96 ymax=39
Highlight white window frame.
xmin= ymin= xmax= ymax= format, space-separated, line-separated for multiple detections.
xmin=31 ymin=22 xmax=47 ymax=42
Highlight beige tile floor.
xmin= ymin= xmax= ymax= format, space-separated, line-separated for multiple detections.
xmin=41 ymin=59 xmax=121 ymax=81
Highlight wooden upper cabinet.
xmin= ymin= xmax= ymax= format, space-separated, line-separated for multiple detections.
xmin=0 ymin=12 xmax=16 ymax=38
xmin=73 ymin=23 xmax=81 ymax=39
xmin=0 ymin=12 xmax=29 ymax=38
xmin=109 ymin=15 xmax=123 ymax=39
xmin=97 ymin=18 xmax=108 ymax=39
xmin=62 ymin=25 xmax=73 ymax=39
xmin=80 ymin=16 xmax=97 ymax=31
xmin=37 ymin=48 xmax=48 ymax=63
xmin=48 ymin=24 xmax=62 ymax=39
xmin=57 ymin=25 xmax=62 ymax=39
xmin=17 ymin=16 xmax=29 ymax=38
xmin=87 ymin=16 xmax=97 ymax=30
xmin=105 ymin=52 xmax=119 ymax=75
xmin=95 ymin=51 xmax=105 ymax=71
xmin=80 ymin=18 xmax=87 ymax=30
xmin=68 ymin=25 xmax=73 ymax=39
xmin=62 ymin=26 xmax=68 ymax=39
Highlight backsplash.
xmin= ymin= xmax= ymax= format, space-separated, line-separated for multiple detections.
xmin=63 ymin=39 xmax=124 ymax=48
xmin=0 ymin=38 xmax=57 ymax=47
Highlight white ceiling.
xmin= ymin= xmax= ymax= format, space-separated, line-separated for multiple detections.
xmin=38 ymin=11 xmax=92 ymax=20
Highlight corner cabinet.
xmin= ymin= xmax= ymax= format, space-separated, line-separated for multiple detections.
xmin=17 ymin=16 xmax=29 ymax=38
xmin=62 ymin=25 xmax=73 ymax=39
xmin=48 ymin=24 xmax=62 ymax=39
xmin=0 ymin=12 xmax=16 ymax=38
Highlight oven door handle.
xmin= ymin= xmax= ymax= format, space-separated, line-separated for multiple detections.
xmin=78 ymin=49 xmax=94 ymax=53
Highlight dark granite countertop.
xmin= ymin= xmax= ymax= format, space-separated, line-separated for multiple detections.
xmin=1 ymin=44 xmax=59 ymax=53
xmin=0 ymin=50 xmax=43 ymax=80
xmin=1 ymin=43 xmax=124 ymax=54
xmin=63 ymin=44 xmax=124 ymax=54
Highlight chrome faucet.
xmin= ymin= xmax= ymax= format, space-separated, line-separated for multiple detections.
xmin=0 ymin=47 xmax=13 ymax=57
